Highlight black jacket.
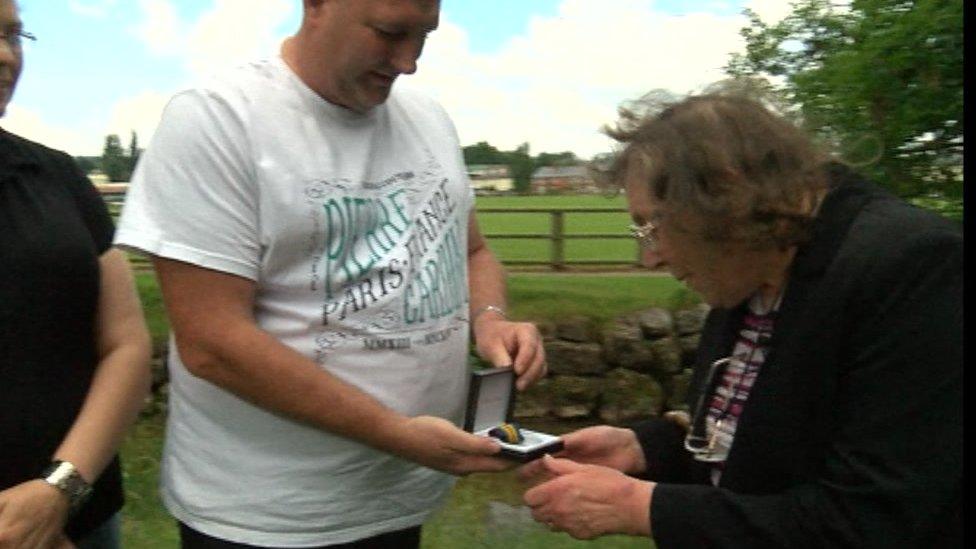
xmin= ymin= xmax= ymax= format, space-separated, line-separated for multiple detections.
xmin=631 ymin=165 xmax=962 ymax=548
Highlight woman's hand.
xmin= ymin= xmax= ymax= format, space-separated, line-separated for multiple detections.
xmin=519 ymin=425 xmax=647 ymax=487
xmin=0 ymin=480 xmax=69 ymax=548
xmin=523 ymin=455 xmax=653 ymax=539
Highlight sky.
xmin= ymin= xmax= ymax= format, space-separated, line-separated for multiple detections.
xmin=3 ymin=0 xmax=795 ymax=159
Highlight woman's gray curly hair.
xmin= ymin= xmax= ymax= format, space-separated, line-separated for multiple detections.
xmin=596 ymin=81 xmax=830 ymax=249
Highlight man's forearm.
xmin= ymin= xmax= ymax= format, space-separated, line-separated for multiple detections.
xmin=152 ymin=256 xmax=508 ymax=474
xmin=467 ymin=244 xmax=508 ymax=327
xmin=172 ymin=319 xmax=509 ymax=475
xmin=176 ymin=318 xmax=413 ymax=454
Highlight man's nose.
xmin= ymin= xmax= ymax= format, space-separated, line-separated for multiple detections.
xmin=390 ymin=38 xmax=423 ymax=75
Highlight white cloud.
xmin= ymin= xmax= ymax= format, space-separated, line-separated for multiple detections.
xmin=1 ymin=91 xmax=170 ymax=156
xmin=184 ymin=0 xmax=294 ymax=78
xmin=110 ymin=0 xmax=294 ymax=154
xmin=90 ymin=0 xmax=762 ymax=159
xmin=2 ymin=105 xmax=99 ymax=154
xmin=104 ymin=91 xmax=171 ymax=150
xmin=68 ymin=0 xmax=118 ymax=19
xmin=130 ymin=0 xmax=183 ymax=56
xmin=404 ymin=0 xmax=749 ymax=158
xmin=745 ymin=0 xmax=795 ymax=24
xmin=130 ymin=0 xmax=295 ymax=77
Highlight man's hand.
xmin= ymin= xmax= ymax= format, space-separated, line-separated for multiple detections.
xmin=0 ymin=480 xmax=70 ymax=549
xmin=473 ymin=316 xmax=546 ymax=391
xmin=390 ymin=416 xmax=514 ymax=476
xmin=519 ymin=425 xmax=647 ymax=485
xmin=523 ymin=455 xmax=653 ymax=540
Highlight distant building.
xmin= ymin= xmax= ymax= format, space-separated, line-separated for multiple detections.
xmin=530 ymin=165 xmax=598 ymax=194
xmin=467 ymin=164 xmax=514 ymax=194
xmin=92 ymin=176 xmax=129 ymax=204
xmin=87 ymin=170 xmax=111 ymax=185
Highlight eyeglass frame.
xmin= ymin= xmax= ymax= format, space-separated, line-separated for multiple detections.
xmin=1 ymin=28 xmax=35 ymax=50
xmin=683 ymin=323 xmax=776 ymax=463
xmin=683 ymin=356 xmax=735 ymax=462
xmin=629 ymin=212 xmax=664 ymax=251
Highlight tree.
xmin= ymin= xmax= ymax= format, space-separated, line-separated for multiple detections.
xmin=726 ymin=0 xmax=963 ymax=198
xmin=504 ymin=142 xmax=535 ymax=194
xmin=73 ymin=156 xmax=99 ymax=175
xmin=101 ymin=134 xmax=129 ymax=182
xmin=536 ymin=151 xmax=579 ymax=167
xmin=463 ymin=141 xmax=536 ymax=194
xmin=462 ymin=141 xmax=504 ymax=165
xmin=128 ymin=130 xmax=141 ymax=176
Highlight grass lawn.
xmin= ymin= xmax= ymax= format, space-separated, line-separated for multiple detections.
xmin=135 ymin=271 xmax=168 ymax=350
xmin=120 ymin=414 xmax=179 ymax=547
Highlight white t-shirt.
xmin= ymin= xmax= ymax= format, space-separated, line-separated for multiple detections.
xmin=115 ymin=57 xmax=475 ymax=546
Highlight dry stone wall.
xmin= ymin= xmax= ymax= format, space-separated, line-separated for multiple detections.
xmin=515 ymin=303 xmax=710 ymax=425
xmin=142 ymin=304 xmax=711 ymax=424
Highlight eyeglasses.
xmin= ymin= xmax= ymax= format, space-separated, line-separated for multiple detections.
xmin=684 ymin=323 xmax=774 ymax=463
xmin=629 ymin=213 xmax=663 ymax=251
xmin=1 ymin=28 xmax=35 ymax=50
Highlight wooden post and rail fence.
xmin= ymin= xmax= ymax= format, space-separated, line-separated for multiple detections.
xmin=475 ymin=207 xmax=646 ymax=271
xmin=102 ymin=190 xmax=650 ymax=272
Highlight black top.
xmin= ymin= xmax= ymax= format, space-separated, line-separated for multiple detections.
xmin=1 ymin=128 xmax=123 ymax=540
xmin=631 ymin=164 xmax=962 ymax=548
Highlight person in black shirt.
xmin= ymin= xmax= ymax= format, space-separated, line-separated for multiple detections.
xmin=1 ymin=0 xmax=152 ymax=546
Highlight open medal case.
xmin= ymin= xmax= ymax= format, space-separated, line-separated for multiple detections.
xmin=463 ymin=368 xmax=564 ymax=462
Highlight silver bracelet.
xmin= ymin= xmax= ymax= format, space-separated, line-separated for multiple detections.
xmin=471 ymin=304 xmax=507 ymax=323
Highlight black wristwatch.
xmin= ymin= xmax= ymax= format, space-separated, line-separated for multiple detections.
xmin=40 ymin=460 xmax=93 ymax=513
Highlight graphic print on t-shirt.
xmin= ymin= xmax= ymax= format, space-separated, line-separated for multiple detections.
xmin=303 ymin=152 xmax=470 ymax=360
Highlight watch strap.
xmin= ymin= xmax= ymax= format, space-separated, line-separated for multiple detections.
xmin=41 ymin=460 xmax=93 ymax=513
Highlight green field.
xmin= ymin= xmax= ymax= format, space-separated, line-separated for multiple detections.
xmin=113 ymin=193 xmax=961 ymax=271
xmin=111 ymin=195 xmax=638 ymax=269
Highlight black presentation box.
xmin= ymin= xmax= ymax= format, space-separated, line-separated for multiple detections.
xmin=463 ymin=368 xmax=564 ymax=462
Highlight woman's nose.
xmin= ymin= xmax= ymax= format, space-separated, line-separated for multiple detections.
xmin=640 ymin=248 xmax=667 ymax=269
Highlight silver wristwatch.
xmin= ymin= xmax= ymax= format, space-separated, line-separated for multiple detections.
xmin=41 ymin=460 xmax=93 ymax=513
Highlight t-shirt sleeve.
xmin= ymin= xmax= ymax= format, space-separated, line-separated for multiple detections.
xmin=62 ymin=154 xmax=115 ymax=255
xmin=113 ymin=87 xmax=260 ymax=280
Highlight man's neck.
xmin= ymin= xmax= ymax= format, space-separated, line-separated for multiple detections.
xmin=280 ymin=37 xmax=356 ymax=112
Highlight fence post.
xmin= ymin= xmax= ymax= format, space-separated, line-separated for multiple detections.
xmin=551 ymin=211 xmax=565 ymax=271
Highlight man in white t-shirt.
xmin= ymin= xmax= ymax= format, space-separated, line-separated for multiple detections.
xmin=114 ymin=1 xmax=547 ymax=547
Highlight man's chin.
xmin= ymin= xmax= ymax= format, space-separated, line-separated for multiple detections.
xmin=358 ymin=86 xmax=394 ymax=109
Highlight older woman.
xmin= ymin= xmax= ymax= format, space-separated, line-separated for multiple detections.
xmin=521 ymin=88 xmax=962 ymax=547
xmin=1 ymin=1 xmax=152 ymax=547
